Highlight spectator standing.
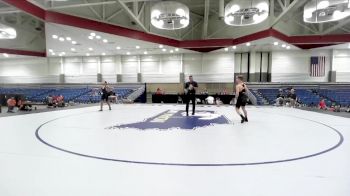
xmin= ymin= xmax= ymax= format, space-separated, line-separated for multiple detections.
xmin=319 ymin=99 xmax=327 ymax=110
xmin=276 ymin=89 xmax=284 ymax=106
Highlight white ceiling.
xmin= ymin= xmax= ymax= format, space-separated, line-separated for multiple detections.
xmin=46 ymin=23 xmax=302 ymax=57
xmin=45 ymin=23 xmax=195 ymax=57
xmin=0 ymin=53 xmax=40 ymax=59
xmin=318 ymin=42 xmax=350 ymax=50
xmin=211 ymin=37 xmax=298 ymax=53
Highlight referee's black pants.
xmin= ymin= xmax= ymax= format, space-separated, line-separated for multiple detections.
xmin=185 ymin=94 xmax=196 ymax=115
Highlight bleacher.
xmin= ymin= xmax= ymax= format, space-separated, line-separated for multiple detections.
xmin=295 ymin=89 xmax=322 ymax=106
xmin=257 ymin=89 xmax=279 ymax=104
xmin=0 ymin=87 xmax=54 ymax=101
xmin=317 ymin=89 xmax=350 ymax=106
xmin=74 ymin=87 xmax=135 ymax=103
xmin=256 ymin=88 xmax=322 ymax=106
xmin=0 ymin=85 xmax=141 ymax=104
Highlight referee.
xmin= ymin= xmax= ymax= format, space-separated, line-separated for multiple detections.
xmin=184 ymin=75 xmax=198 ymax=116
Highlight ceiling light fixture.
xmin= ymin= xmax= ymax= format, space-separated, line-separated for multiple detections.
xmin=175 ymin=48 xmax=179 ymax=51
xmin=282 ymin=44 xmax=286 ymax=48
xmin=151 ymin=1 xmax=190 ymax=30
xmin=52 ymin=35 xmax=58 ymax=39
xmin=102 ymin=39 xmax=108 ymax=43
xmin=88 ymin=36 xmax=93 ymax=40
xmin=159 ymin=44 xmax=164 ymax=48
xmin=225 ymin=0 xmax=269 ymax=26
xmin=90 ymin=32 xmax=96 ymax=36
xmin=286 ymin=46 xmax=291 ymax=49
xmin=274 ymin=42 xmax=279 ymax=46
xmin=136 ymin=46 xmax=140 ymax=49
xmin=71 ymin=41 xmax=77 ymax=45
xmin=162 ymin=48 xmax=167 ymax=52
xmin=0 ymin=24 xmax=16 ymax=39
xmin=59 ymin=37 xmax=65 ymax=42
xmin=66 ymin=37 xmax=71 ymax=41
xmin=246 ymin=42 xmax=251 ymax=46
xmin=170 ymin=50 xmax=174 ymax=53
xmin=3 ymin=53 xmax=9 ymax=57
xmin=144 ymin=51 xmax=148 ymax=55
xmin=318 ymin=0 xmax=330 ymax=9
xmin=126 ymin=52 xmax=131 ymax=55
xmin=232 ymin=46 xmax=237 ymax=49
xmin=71 ymin=48 xmax=76 ymax=51
xmin=116 ymin=46 xmax=121 ymax=50
xmin=304 ymin=0 xmax=350 ymax=23
xmin=102 ymin=53 xmax=106 ymax=56
xmin=96 ymin=35 xmax=101 ymax=39
xmin=88 ymin=47 xmax=93 ymax=51
xmin=86 ymin=53 xmax=90 ymax=56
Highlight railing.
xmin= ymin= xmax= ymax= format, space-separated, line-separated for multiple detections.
xmin=247 ymin=89 xmax=257 ymax=105
xmin=126 ymin=85 xmax=145 ymax=102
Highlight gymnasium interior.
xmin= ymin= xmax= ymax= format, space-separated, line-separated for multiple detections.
xmin=0 ymin=0 xmax=349 ymax=196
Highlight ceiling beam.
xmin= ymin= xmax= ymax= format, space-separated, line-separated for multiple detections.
xmin=0 ymin=48 xmax=46 ymax=57
xmin=84 ymin=0 xmax=102 ymax=20
xmin=115 ymin=0 xmax=149 ymax=32
xmin=181 ymin=20 xmax=203 ymax=39
xmin=102 ymin=2 xmax=106 ymax=20
xmin=322 ymin=18 xmax=350 ymax=34
xmin=47 ymin=1 xmax=116 ymax=10
xmin=277 ymin=0 xmax=285 ymax=10
xmin=207 ymin=25 xmax=228 ymax=38
xmin=2 ymin=0 xmax=45 ymax=19
xmin=0 ymin=7 xmax=21 ymax=14
xmin=106 ymin=9 xmax=124 ymax=21
xmin=292 ymin=19 xmax=319 ymax=34
xmin=270 ymin=0 xmax=309 ymax=28
xmin=202 ymin=0 xmax=210 ymax=39
xmin=137 ymin=2 xmax=146 ymax=19
xmin=133 ymin=1 xmax=138 ymax=15
xmin=339 ymin=26 xmax=350 ymax=33
xmin=284 ymin=0 xmax=291 ymax=7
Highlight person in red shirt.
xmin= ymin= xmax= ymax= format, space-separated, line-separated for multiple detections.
xmin=319 ymin=99 xmax=327 ymax=110
xmin=7 ymin=97 xmax=16 ymax=113
xmin=155 ymin=88 xmax=163 ymax=95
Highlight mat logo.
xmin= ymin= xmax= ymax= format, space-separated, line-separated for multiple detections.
xmin=106 ymin=110 xmax=230 ymax=130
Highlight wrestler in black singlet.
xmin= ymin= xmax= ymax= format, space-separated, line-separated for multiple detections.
xmin=101 ymin=86 xmax=109 ymax=101
xmin=235 ymin=83 xmax=248 ymax=108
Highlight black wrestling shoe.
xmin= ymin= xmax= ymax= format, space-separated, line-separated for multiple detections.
xmin=245 ymin=117 xmax=248 ymax=122
xmin=240 ymin=114 xmax=245 ymax=124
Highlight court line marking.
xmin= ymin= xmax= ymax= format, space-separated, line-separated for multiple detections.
xmin=35 ymin=110 xmax=344 ymax=167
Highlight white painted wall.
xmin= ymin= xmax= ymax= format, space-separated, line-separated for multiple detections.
xmin=141 ymin=54 xmax=181 ymax=83
xmin=271 ymin=50 xmax=332 ymax=82
xmin=183 ymin=53 xmax=235 ymax=83
xmin=1 ymin=50 xmax=350 ymax=84
xmin=0 ymin=57 xmax=59 ymax=83
xmin=332 ymin=50 xmax=350 ymax=82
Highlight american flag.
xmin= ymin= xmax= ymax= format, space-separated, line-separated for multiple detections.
xmin=310 ymin=56 xmax=326 ymax=77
